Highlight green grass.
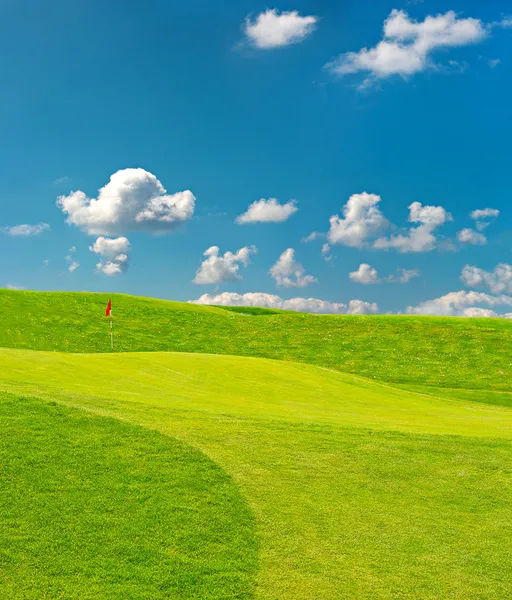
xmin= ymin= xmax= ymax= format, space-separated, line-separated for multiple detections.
xmin=0 ymin=393 xmax=257 ymax=600
xmin=1 ymin=289 xmax=512 ymax=398
xmin=1 ymin=289 xmax=512 ymax=599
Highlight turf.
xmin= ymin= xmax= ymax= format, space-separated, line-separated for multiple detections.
xmin=0 ymin=392 xmax=257 ymax=600
xmin=1 ymin=288 xmax=512 ymax=599
xmin=0 ymin=348 xmax=511 ymax=599
xmin=1 ymin=289 xmax=512 ymax=400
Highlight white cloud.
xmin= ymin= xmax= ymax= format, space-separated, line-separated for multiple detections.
xmin=390 ymin=267 xmax=420 ymax=283
xmin=350 ymin=263 xmax=380 ymax=284
xmin=2 ymin=223 xmax=50 ymax=236
xmin=374 ymin=201 xmax=452 ymax=252
xmin=191 ymin=291 xmax=378 ymax=315
xmin=328 ymin=192 xmax=388 ymax=248
xmin=69 ymin=245 xmax=76 ymax=253
xmin=457 ymin=228 xmax=487 ymax=245
xmin=67 ymin=260 xmax=80 ymax=272
xmin=407 ymin=290 xmax=512 ymax=316
xmin=7 ymin=284 xmax=24 ymax=290
xmin=270 ymin=248 xmax=317 ymax=288
xmin=496 ymin=17 xmax=512 ymax=28
xmin=302 ymin=231 xmax=324 ymax=243
xmin=43 ymin=259 xmax=49 ymax=266
xmin=96 ymin=254 xmax=128 ymax=276
xmin=89 ymin=236 xmax=131 ymax=257
xmin=194 ymin=245 xmax=256 ymax=285
xmin=244 ymin=9 xmax=317 ymax=49
xmin=326 ymin=9 xmax=487 ymax=85
xmin=470 ymin=207 xmax=499 ymax=230
xmin=57 ymin=168 xmax=195 ymax=235
xmin=460 ymin=263 xmax=512 ymax=294
xmin=321 ymin=243 xmax=333 ymax=262
xmin=350 ymin=263 xmax=420 ymax=284
xmin=236 ymin=198 xmax=298 ymax=224
xmin=489 ymin=58 xmax=501 ymax=68
xmin=90 ymin=236 xmax=131 ymax=276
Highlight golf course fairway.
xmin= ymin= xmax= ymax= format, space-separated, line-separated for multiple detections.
xmin=1 ymin=341 xmax=512 ymax=599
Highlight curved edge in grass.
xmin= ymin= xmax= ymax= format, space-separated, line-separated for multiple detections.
xmin=0 ymin=392 xmax=258 ymax=600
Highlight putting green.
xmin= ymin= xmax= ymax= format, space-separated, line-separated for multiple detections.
xmin=1 ymin=347 xmax=511 ymax=599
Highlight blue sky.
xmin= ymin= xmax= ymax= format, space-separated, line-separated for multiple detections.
xmin=1 ymin=0 xmax=511 ymax=316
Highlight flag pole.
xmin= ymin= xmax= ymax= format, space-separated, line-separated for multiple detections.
xmin=110 ymin=314 xmax=114 ymax=352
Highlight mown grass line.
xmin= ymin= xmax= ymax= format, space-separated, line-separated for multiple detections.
xmin=1 ymin=351 xmax=511 ymax=599
xmin=0 ymin=393 xmax=258 ymax=600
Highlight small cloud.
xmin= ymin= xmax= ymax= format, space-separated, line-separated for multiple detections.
xmin=350 ymin=263 xmax=380 ymax=284
xmin=2 ymin=223 xmax=50 ymax=236
xmin=67 ymin=260 xmax=80 ymax=272
xmin=236 ymin=198 xmax=298 ymax=224
xmin=328 ymin=192 xmax=388 ymax=248
xmin=53 ymin=176 xmax=70 ymax=185
xmin=244 ymin=9 xmax=317 ymax=49
xmin=193 ymin=245 xmax=256 ymax=285
xmin=89 ymin=236 xmax=131 ymax=276
xmin=457 ymin=228 xmax=487 ymax=245
xmin=321 ymin=243 xmax=333 ymax=262
xmin=470 ymin=208 xmax=499 ymax=231
xmin=302 ymin=231 xmax=324 ymax=243
xmin=7 ymin=284 xmax=24 ymax=290
xmin=270 ymin=248 xmax=317 ymax=288
xmin=489 ymin=58 xmax=501 ymax=68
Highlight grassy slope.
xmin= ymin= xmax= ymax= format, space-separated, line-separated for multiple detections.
xmin=0 ymin=392 xmax=257 ymax=600
xmin=1 ymin=349 xmax=511 ymax=599
xmin=1 ymin=289 xmax=511 ymax=404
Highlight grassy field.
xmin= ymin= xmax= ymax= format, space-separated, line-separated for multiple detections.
xmin=1 ymin=288 xmax=512 ymax=399
xmin=1 ymin=289 xmax=512 ymax=599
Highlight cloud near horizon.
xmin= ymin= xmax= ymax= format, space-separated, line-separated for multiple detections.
xmin=191 ymin=292 xmax=378 ymax=315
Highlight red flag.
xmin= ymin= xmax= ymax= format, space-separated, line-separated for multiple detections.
xmin=105 ymin=299 xmax=112 ymax=317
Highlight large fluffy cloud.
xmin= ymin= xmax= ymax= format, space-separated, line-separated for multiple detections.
xmin=270 ymin=248 xmax=317 ymax=288
xmin=407 ymin=290 xmax=512 ymax=317
xmin=194 ymin=245 xmax=256 ymax=285
xmin=2 ymin=223 xmax=50 ymax=236
xmin=90 ymin=236 xmax=131 ymax=276
xmin=326 ymin=9 xmax=487 ymax=85
xmin=236 ymin=198 xmax=298 ymax=224
xmin=461 ymin=263 xmax=512 ymax=294
xmin=191 ymin=292 xmax=378 ymax=315
xmin=374 ymin=202 xmax=452 ymax=252
xmin=57 ymin=168 xmax=195 ymax=235
xmin=244 ymin=9 xmax=317 ymax=49
xmin=328 ymin=192 xmax=388 ymax=248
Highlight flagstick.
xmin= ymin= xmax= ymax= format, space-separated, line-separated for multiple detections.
xmin=110 ymin=315 xmax=114 ymax=352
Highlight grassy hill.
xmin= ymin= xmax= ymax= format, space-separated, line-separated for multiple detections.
xmin=1 ymin=288 xmax=512 ymax=399
xmin=1 ymin=289 xmax=512 ymax=599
